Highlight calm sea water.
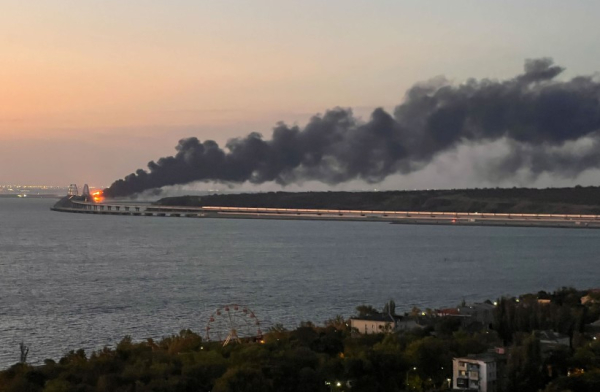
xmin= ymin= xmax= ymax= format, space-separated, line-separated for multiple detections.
xmin=1 ymin=198 xmax=600 ymax=366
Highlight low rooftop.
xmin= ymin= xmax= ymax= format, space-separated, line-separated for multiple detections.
xmin=455 ymin=353 xmax=498 ymax=363
xmin=350 ymin=314 xmax=399 ymax=322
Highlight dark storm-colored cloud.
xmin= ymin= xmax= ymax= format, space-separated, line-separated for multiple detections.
xmin=105 ymin=58 xmax=600 ymax=197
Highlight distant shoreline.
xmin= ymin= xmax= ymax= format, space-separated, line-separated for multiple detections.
xmin=0 ymin=194 xmax=60 ymax=198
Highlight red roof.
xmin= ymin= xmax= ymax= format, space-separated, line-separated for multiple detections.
xmin=437 ymin=308 xmax=460 ymax=315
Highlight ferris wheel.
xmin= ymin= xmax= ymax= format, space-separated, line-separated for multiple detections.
xmin=205 ymin=304 xmax=263 ymax=346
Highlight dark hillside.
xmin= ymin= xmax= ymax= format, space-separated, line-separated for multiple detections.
xmin=156 ymin=186 xmax=600 ymax=214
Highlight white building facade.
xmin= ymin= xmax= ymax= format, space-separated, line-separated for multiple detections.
xmin=349 ymin=315 xmax=396 ymax=334
xmin=453 ymin=355 xmax=498 ymax=392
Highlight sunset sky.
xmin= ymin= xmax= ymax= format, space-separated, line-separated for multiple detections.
xmin=2 ymin=1 xmax=600 ymax=189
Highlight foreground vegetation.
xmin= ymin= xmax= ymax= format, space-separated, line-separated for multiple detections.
xmin=2 ymin=288 xmax=600 ymax=392
xmin=157 ymin=186 xmax=600 ymax=214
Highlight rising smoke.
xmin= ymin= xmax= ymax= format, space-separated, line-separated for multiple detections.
xmin=104 ymin=58 xmax=600 ymax=198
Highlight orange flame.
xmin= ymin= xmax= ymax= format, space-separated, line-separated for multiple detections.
xmin=91 ymin=190 xmax=104 ymax=203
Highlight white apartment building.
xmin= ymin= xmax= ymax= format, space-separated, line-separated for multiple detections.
xmin=453 ymin=354 xmax=498 ymax=392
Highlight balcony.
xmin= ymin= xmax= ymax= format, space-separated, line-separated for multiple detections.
xmin=456 ymin=377 xmax=469 ymax=388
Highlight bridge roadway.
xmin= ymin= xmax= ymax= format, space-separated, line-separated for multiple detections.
xmin=49 ymin=200 xmax=600 ymax=228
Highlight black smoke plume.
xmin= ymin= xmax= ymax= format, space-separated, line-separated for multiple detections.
xmin=104 ymin=58 xmax=600 ymax=198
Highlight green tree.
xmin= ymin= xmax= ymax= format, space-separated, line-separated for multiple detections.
xmin=42 ymin=379 xmax=73 ymax=392
xmin=213 ymin=366 xmax=273 ymax=392
xmin=382 ymin=300 xmax=396 ymax=316
xmin=506 ymin=335 xmax=544 ymax=392
xmin=325 ymin=315 xmax=347 ymax=330
xmin=356 ymin=305 xmax=379 ymax=317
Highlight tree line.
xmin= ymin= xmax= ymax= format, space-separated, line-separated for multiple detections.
xmin=1 ymin=288 xmax=600 ymax=391
xmin=157 ymin=186 xmax=600 ymax=215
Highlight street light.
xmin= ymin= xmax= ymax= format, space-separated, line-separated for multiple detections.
xmin=405 ymin=367 xmax=417 ymax=390
xmin=325 ymin=380 xmax=343 ymax=391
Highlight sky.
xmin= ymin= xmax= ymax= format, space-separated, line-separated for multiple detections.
xmin=2 ymin=0 xmax=600 ymax=190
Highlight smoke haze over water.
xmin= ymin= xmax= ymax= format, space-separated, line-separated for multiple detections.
xmin=105 ymin=59 xmax=600 ymax=198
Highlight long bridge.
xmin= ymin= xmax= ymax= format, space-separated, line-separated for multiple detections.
xmin=51 ymin=196 xmax=600 ymax=228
